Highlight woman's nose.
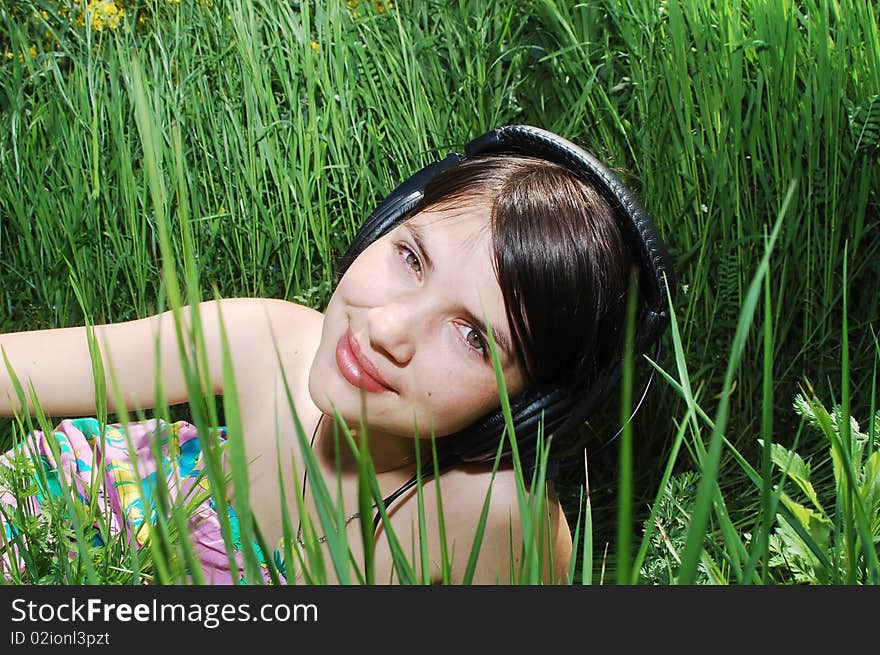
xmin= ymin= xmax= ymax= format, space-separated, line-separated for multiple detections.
xmin=367 ymin=302 xmax=417 ymax=365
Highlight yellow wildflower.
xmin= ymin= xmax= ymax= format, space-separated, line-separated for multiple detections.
xmin=310 ymin=40 xmax=321 ymax=54
xmin=4 ymin=46 xmax=37 ymax=63
xmin=87 ymin=0 xmax=125 ymax=32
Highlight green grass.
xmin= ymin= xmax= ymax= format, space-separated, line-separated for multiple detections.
xmin=1 ymin=0 xmax=878 ymax=584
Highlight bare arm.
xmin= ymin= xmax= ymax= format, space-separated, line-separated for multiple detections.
xmin=0 ymin=298 xmax=316 ymax=418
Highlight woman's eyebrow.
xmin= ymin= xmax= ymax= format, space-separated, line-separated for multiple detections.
xmin=406 ymin=223 xmax=513 ymax=363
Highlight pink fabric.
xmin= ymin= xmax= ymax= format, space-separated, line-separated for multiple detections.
xmin=0 ymin=418 xmax=279 ymax=584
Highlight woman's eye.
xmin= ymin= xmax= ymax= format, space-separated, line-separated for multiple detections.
xmin=466 ymin=329 xmax=485 ymax=351
xmin=405 ymin=251 xmax=421 ymax=273
xmin=400 ymin=246 xmax=422 ymax=274
xmin=454 ymin=322 xmax=486 ymax=355
xmin=455 ymin=323 xmax=485 ymax=354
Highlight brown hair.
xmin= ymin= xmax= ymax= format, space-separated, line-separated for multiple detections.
xmin=417 ymin=155 xmax=632 ymax=395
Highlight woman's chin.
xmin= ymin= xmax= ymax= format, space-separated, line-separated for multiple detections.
xmin=306 ymin=371 xmax=472 ymax=439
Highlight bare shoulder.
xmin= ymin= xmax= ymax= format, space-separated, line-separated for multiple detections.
xmin=202 ymin=298 xmax=324 ymax=399
xmin=261 ymin=298 xmax=324 ymax=326
xmin=211 ymin=298 xmax=323 ymax=353
xmin=262 ymin=299 xmax=324 ymax=362
xmin=429 ymin=464 xmax=573 ymax=584
xmin=216 ymin=297 xmax=322 ymax=331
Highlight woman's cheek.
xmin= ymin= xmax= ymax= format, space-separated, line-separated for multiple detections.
xmin=425 ymin=371 xmax=496 ymax=421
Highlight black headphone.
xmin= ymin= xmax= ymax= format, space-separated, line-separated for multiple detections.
xmin=338 ymin=125 xmax=675 ymax=478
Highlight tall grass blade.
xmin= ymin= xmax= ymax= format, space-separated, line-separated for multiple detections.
xmin=678 ymin=180 xmax=794 ymax=584
xmin=615 ymin=272 xmax=637 ymax=585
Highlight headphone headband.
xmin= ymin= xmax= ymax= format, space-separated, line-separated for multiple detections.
xmin=337 ymin=126 xmax=675 ymax=469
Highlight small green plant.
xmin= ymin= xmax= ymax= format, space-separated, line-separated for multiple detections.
xmin=764 ymin=393 xmax=880 ymax=584
xmin=638 ymin=471 xmax=710 ymax=585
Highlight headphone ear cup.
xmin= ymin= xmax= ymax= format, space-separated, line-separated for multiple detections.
xmin=452 ymin=360 xmax=627 ymax=465
xmin=452 ymin=387 xmax=572 ymax=463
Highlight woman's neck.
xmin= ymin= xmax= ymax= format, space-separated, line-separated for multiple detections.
xmin=314 ymin=414 xmax=418 ymax=475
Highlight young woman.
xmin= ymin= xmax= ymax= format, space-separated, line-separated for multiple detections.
xmin=0 ymin=126 xmax=673 ymax=585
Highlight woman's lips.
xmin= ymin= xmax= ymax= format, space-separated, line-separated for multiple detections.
xmin=335 ymin=328 xmax=395 ymax=393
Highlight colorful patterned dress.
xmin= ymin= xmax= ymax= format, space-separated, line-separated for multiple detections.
xmin=0 ymin=418 xmax=285 ymax=584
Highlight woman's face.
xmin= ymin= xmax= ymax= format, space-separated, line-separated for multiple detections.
xmin=308 ymin=201 xmax=527 ymax=439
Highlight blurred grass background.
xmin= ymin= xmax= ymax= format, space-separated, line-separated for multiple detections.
xmin=1 ymin=0 xmax=878 ymax=583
